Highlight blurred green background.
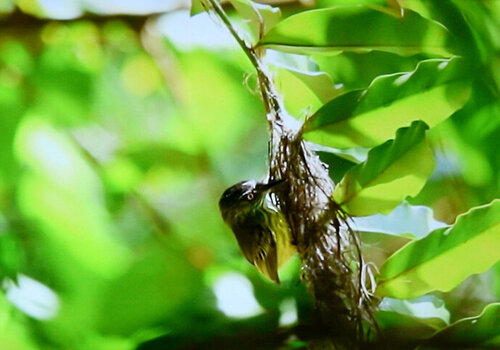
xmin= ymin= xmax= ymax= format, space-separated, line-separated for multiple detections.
xmin=0 ymin=2 xmax=310 ymax=349
xmin=0 ymin=0 xmax=499 ymax=349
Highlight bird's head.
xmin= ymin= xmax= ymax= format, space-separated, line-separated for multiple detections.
xmin=219 ymin=179 xmax=284 ymax=223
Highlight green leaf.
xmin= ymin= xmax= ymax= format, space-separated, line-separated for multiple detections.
xmin=422 ymin=303 xmax=500 ymax=348
xmin=274 ymin=66 xmax=338 ymax=117
xmin=376 ymin=295 xmax=450 ymax=340
xmin=304 ymin=56 xmax=471 ymax=148
xmin=376 ymin=310 xmax=440 ymax=340
xmin=333 ymin=121 xmax=435 ymax=216
xmin=317 ymin=0 xmax=388 ymax=6
xmin=312 ymin=51 xmax=421 ymax=92
xmin=259 ymin=6 xmax=453 ymax=56
xmin=190 ymin=0 xmax=206 ymax=16
xmin=377 ymin=199 xmax=500 ymax=299
xmin=317 ymin=150 xmax=358 ymax=184
xmin=380 ymin=295 xmax=450 ymax=326
xmin=191 ymin=0 xmax=280 ymax=40
xmin=229 ymin=0 xmax=281 ymax=39
xmin=362 ymin=232 xmax=413 ymax=269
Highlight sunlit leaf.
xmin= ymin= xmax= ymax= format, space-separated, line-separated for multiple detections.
xmin=274 ymin=66 xmax=338 ymax=117
xmin=191 ymin=0 xmax=281 ymax=40
xmin=377 ymin=199 xmax=500 ymax=299
xmin=229 ymin=0 xmax=280 ymax=40
xmin=304 ymin=56 xmax=471 ymax=148
xmin=190 ymin=0 xmax=205 ymax=16
xmin=333 ymin=121 xmax=435 ymax=216
xmin=316 ymin=0 xmax=386 ymax=7
xmin=359 ymin=202 xmax=447 ymax=269
xmin=422 ymin=303 xmax=500 ymax=348
xmin=259 ymin=6 xmax=453 ymax=56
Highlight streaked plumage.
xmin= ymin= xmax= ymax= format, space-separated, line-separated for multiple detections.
xmin=219 ymin=180 xmax=295 ymax=283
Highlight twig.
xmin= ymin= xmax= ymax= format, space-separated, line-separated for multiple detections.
xmin=203 ymin=0 xmax=282 ymax=122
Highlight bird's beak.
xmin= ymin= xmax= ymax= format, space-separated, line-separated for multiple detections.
xmin=259 ymin=179 xmax=286 ymax=192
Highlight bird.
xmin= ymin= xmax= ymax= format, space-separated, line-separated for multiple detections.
xmin=219 ymin=179 xmax=295 ymax=283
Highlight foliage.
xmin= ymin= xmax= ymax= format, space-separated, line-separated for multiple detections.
xmin=0 ymin=0 xmax=499 ymax=349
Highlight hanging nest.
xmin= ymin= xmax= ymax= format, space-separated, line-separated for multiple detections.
xmin=202 ymin=0 xmax=379 ymax=347
xmin=268 ymin=111 xmax=377 ymax=349
xmin=261 ymin=66 xmax=379 ymax=347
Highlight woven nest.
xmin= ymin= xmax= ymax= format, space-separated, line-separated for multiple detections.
xmin=267 ymin=111 xmax=377 ymax=348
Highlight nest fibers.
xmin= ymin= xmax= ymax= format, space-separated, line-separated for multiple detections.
xmin=268 ymin=110 xmax=378 ymax=348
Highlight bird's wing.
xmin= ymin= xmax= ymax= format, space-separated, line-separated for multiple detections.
xmin=253 ymin=238 xmax=279 ymax=284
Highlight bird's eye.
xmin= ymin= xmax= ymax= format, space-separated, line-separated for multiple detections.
xmin=246 ymin=193 xmax=255 ymax=200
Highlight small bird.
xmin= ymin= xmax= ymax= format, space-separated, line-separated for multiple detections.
xmin=219 ymin=179 xmax=295 ymax=283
